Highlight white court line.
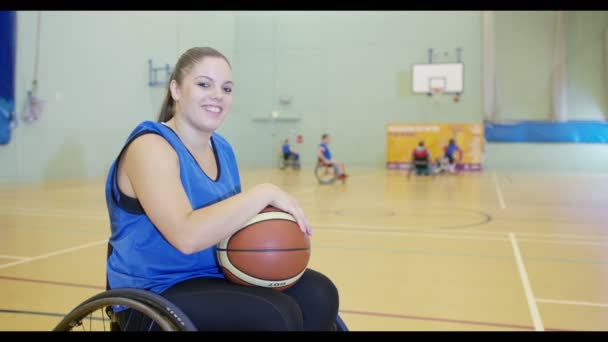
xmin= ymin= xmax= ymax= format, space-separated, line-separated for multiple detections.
xmin=502 ymin=231 xmax=608 ymax=241
xmin=314 ymin=223 xmax=507 ymax=242
xmin=536 ymin=298 xmax=608 ymax=308
xmin=0 ymin=209 xmax=107 ymax=221
xmin=0 ymin=254 xmax=29 ymax=260
xmin=515 ymin=238 xmax=608 ymax=247
xmin=509 ymin=233 xmax=544 ymax=331
xmin=0 ymin=239 xmax=108 ymax=270
xmin=320 ymin=226 xmax=607 ymax=246
xmin=314 ymin=222 xmax=606 ymax=245
xmin=6 ymin=204 xmax=607 ymax=242
xmin=493 ymin=172 xmax=506 ymax=209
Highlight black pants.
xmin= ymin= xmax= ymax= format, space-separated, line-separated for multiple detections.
xmin=119 ymin=269 xmax=339 ymax=331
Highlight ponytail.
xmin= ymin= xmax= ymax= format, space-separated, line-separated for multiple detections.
xmin=157 ymin=86 xmax=174 ymax=122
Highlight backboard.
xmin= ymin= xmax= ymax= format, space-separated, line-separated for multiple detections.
xmin=412 ymin=63 xmax=464 ymax=95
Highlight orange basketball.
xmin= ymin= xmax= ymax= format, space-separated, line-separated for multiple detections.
xmin=216 ymin=206 xmax=311 ymax=291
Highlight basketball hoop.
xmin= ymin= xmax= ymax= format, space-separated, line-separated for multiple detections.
xmin=430 ymin=86 xmax=444 ymax=100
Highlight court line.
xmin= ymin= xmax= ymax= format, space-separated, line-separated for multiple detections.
xmin=493 ymin=172 xmax=506 ymax=209
xmin=491 ymin=215 xmax=608 ymax=227
xmin=0 ymin=239 xmax=108 ymax=270
xmin=2 ymin=225 xmax=108 ymax=235
xmin=4 ymin=208 xmax=606 ymax=241
xmin=0 ymin=208 xmax=107 ymax=220
xmin=536 ymin=298 xmax=608 ymax=308
xmin=314 ymin=223 xmax=608 ymax=246
xmin=313 ymin=244 xmax=608 ymax=266
xmin=0 ymin=308 xmax=68 ymax=318
xmin=0 ymin=307 xmax=569 ymax=331
xmin=314 ymin=224 xmax=508 ymax=242
xmin=481 ymin=230 xmax=608 ymax=241
xmin=314 ymin=244 xmax=513 ymax=260
xmin=339 ymin=309 xmax=568 ymax=331
xmin=0 ymin=275 xmax=104 ymax=290
xmin=0 ymin=255 xmax=28 ymax=260
xmin=514 ymin=238 xmax=608 ymax=247
xmin=0 ymin=273 xmax=569 ymax=332
xmin=509 ymin=233 xmax=544 ymax=331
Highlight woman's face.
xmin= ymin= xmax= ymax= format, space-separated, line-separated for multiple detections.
xmin=171 ymin=57 xmax=233 ymax=133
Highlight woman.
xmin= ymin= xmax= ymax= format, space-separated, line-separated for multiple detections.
xmin=105 ymin=47 xmax=339 ymax=331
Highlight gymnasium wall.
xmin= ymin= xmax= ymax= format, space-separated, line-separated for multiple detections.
xmin=1 ymin=11 xmax=606 ymax=183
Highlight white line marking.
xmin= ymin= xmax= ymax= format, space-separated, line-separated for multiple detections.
xmin=313 ymin=222 xmax=607 ymax=245
xmin=536 ymin=298 xmax=608 ymax=308
xmin=493 ymin=172 xmax=506 ymax=209
xmin=0 ymin=208 xmax=107 ymax=220
xmin=515 ymin=238 xmax=608 ymax=247
xmin=510 ymin=233 xmax=544 ymax=331
xmin=0 ymin=239 xmax=108 ymax=270
xmin=500 ymin=231 xmax=608 ymax=241
xmin=0 ymin=254 xmax=29 ymax=260
xmin=313 ymin=223 xmax=507 ymax=242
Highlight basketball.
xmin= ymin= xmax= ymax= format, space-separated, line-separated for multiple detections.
xmin=216 ymin=206 xmax=311 ymax=291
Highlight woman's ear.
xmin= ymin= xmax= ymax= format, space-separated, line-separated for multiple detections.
xmin=169 ymin=80 xmax=180 ymax=101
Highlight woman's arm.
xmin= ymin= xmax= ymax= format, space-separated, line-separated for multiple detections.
xmin=120 ymin=134 xmax=310 ymax=255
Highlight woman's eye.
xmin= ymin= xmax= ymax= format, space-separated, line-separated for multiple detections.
xmin=198 ymin=82 xmax=209 ymax=88
xmin=223 ymin=87 xmax=232 ymax=93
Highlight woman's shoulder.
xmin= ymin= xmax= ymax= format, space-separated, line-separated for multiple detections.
xmin=125 ymin=120 xmax=177 ymax=140
xmin=132 ymin=120 xmax=163 ymax=133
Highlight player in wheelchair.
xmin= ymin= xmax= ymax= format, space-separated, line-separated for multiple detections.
xmin=408 ymin=140 xmax=433 ymax=178
xmin=315 ymin=133 xmax=347 ymax=184
xmin=54 ymin=47 xmax=345 ymax=332
xmin=279 ymin=138 xmax=300 ymax=170
xmin=433 ymin=138 xmax=463 ymax=175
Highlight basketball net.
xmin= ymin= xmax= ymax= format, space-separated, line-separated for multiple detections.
xmin=431 ymin=87 xmax=444 ymax=101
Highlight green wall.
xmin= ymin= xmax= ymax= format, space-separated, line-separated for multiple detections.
xmin=1 ymin=11 xmax=606 ymax=183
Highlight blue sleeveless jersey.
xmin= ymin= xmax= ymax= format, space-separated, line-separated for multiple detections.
xmin=444 ymin=143 xmax=459 ymax=157
xmin=320 ymin=143 xmax=331 ymax=160
xmin=105 ymin=121 xmax=241 ymax=294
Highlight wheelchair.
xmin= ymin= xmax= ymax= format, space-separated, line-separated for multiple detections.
xmin=407 ymin=159 xmax=436 ymax=179
xmin=278 ymin=152 xmax=301 ymax=170
xmin=53 ymin=244 xmax=348 ymax=332
xmin=314 ymin=158 xmax=340 ymax=185
xmin=434 ymin=156 xmax=459 ymax=175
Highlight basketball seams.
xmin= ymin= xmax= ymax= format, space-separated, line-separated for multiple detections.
xmin=241 ymin=212 xmax=296 ymax=228
xmin=222 ymin=211 xmax=304 ymax=250
xmin=216 ymin=207 xmax=309 ymax=290
xmin=218 ymin=251 xmax=306 ymax=287
xmin=216 ymin=247 xmax=310 ymax=252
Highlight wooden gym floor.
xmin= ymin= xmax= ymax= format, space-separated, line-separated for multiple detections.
xmin=0 ymin=167 xmax=607 ymax=331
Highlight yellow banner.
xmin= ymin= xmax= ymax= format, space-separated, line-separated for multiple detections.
xmin=386 ymin=123 xmax=484 ymax=171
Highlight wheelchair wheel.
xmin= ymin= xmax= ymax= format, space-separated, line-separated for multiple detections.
xmin=315 ymin=162 xmax=338 ymax=184
xmin=53 ymin=288 xmax=197 ymax=332
xmin=278 ymin=156 xmax=287 ymax=169
xmin=291 ymin=158 xmax=301 ymax=170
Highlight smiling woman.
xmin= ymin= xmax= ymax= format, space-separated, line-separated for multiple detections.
xmin=104 ymin=46 xmax=341 ymax=331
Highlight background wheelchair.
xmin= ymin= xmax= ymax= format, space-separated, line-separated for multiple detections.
xmin=278 ymin=152 xmax=301 ymax=170
xmin=53 ymin=244 xmax=348 ymax=332
xmin=407 ymin=159 xmax=437 ymax=179
xmin=314 ymin=158 xmax=340 ymax=185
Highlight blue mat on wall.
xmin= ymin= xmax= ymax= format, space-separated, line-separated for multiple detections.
xmin=485 ymin=120 xmax=608 ymax=143
xmin=0 ymin=10 xmax=16 ymax=145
